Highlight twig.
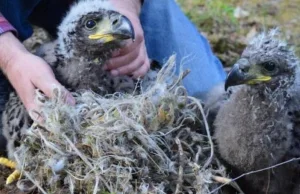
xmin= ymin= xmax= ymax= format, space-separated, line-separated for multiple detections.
xmin=188 ymin=96 xmax=213 ymax=169
xmin=23 ymin=171 xmax=47 ymax=194
xmin=211 ymin=175 xmax=231 ymax=184
xmin=209 ymin=157 xmax=300 ymax=193
xmin=266 ymin=169 xmax=271 ymax=194
xmin=62 ymin=134 xmax=94 ymax=169
xmin=175 ymin=138 xmax=184 ymax=194
xmin=212 ymin=175 xmax=245 ymax=194
xmin=38 ymin=130 xmax=65 ymax=155
xmin=194 ymin=146 xmax=202 ymax=164
xmin=169 ymin=69 xmax=191 ymax=91
xmin=93 ymin=175 xmax=100 ymax=194
xmin=16 ymin=179 xmax=36 ymax=193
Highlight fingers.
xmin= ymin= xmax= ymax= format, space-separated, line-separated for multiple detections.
xmin=106 ymin=43 xmax=140 ymax=73
xmin=105 ymin=40 xmax=150 ymax=77
xmin=118 ymin=34 xmax=143 ymax=55
xmin=113 ymin=56 xmax=144 ymax=76
xmin=16 ymin=79 xmax=38 ymax=113
xmin=31 ymin=68 xmax=60 ymax=98
xmin=31 ymin=67 xmax=75 ymax=105
xmin=22 ymin=70 xmax=75 ymax=122
xmin=33 ymin=78 xmax=75 ymax=106
xmin=117 ymin=45 xmax=150 ymax=78
xmin=131 ymin=43 xmax=150 ymax=78
xmin=132 ymin=57 xmax=150 ymax=78
xmin=12 ymin=75 xmax=46 ymax=123
xmin=111 ymin=49 xmax=121 ymax=58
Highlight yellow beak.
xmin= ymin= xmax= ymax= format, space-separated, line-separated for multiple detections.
xmin=88 ymin=15 xmax=135 ymax=43
xmin=246 ymin=75 xmax=272 ymax=85
xmin=225 ymin=63 xmax=272 ymax=90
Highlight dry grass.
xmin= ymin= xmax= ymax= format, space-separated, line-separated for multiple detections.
xmin=179 ymin=0 xmax=300 ymax=67
xmin=10 ymin=56 xmax=229 ymax=194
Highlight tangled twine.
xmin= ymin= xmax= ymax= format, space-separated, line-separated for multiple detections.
xmin=13 ymin=55 xmax=226 ymax=194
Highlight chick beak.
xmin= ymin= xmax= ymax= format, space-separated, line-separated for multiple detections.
xmin=115 ymin=15 xmax=135 ymax=41
xmin=89 ymin=15 xmax=135 ymax=42
xmin=225 ymin=64 xmax=248 ymax=91
xmin=225 ymin=63 xmax=272 ymax=91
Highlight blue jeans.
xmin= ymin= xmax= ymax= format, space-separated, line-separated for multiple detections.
xmin=141 ymin=1 xmax=226 ymax=98
xmin=0 ymin=0 xmax=226 ymax=99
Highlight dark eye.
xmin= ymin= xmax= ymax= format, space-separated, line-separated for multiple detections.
xmin=85 ymin=20 xmax=97 ymax=30
xmin=262 ymin=61 xmax=276 ymax=72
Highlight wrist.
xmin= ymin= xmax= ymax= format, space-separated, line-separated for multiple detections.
xmin=0 ymin=32 xmax=28 ymax=73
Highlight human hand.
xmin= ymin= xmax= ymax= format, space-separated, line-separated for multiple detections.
xmin=0 ymin=32 xmax=75 ymax=119
xmin=104 ymin=0 xmax=150 ymax=78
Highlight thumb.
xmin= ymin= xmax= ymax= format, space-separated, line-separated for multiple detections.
xmin=32 ymin=73 xmax=75 ymax=106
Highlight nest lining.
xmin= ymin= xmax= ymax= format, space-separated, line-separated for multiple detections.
xmin=13 ymin=55 xmax=226 ymax=194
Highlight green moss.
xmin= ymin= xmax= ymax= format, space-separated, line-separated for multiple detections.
xmin=178 ymin=0 xmax=237 ymax=27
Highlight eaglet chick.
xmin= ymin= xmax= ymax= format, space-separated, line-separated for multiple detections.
xmin=214 ymin=29 xmax=300 ymax=194
xmin=2 ymin=0 xmax=144 ymax=159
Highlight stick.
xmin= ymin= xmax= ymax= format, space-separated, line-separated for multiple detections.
xmin=209 ymin=157 xmax=300 ymax=193
xmin=188 ymin=96 xmax=213 ymax=169
xmin=175 ymin=138 xmax=184 ymax=194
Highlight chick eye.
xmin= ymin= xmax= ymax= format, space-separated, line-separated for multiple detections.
xmin=262 ymin=61 xmax=276 ymax=72
xmin=85 ymin=20 xmax=97 ymax=30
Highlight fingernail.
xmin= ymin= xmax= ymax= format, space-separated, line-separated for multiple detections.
xmin=29 ymin=110 xmax=45 ymax=124
xmin=111 ymin=70 xmax=119 ymax=76
xmin=66 ymin=94 xmax=76 ymax=105
xmin=29 ymin=110 xmax=40 ymax=121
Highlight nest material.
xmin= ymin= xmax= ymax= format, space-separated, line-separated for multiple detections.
xmin=13 ymin=56 xmax=226 ymax=194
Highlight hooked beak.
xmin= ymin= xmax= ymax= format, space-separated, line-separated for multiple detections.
xmin=225 ymin=63 xmax=272 ymax=91
xmin=89 ymin=15 xmax=135 ymax=42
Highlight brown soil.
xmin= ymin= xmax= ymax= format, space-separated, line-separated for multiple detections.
xmin=0 ymin=166 xmax=25 ymax=194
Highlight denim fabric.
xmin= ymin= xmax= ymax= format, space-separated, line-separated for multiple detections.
xmin=0 ymin=0 xmax=40 ymax=41
xmin=0 ymin=0 xmax=71 ymax=40
xmin=140 ymin=0 xmax=226 ymax=98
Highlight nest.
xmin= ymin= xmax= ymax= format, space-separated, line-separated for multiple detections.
xmin=13 ymin=56 xmax=227 ymax=194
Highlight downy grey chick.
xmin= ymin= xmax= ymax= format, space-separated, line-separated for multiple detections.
xmin=2 ymin=0 xmax=142 ymax=159
xmin=214 ymin=29 xmax=300 ymax=194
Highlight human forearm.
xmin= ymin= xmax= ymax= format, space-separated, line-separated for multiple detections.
xmin=0 ymin=32 xmax=28 ymax=73
xmin=0 ymin=11 xmax=23 ymax=72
